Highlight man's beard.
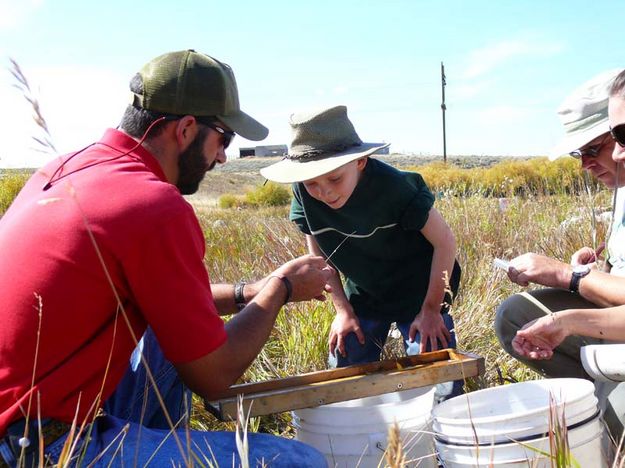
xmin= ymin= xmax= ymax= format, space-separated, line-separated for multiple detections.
xmin=176 ymin=127 xmax=216 ymax=195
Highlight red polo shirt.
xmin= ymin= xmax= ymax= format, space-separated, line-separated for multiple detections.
xmin=0 ymin=129 xmax=226 ymax=436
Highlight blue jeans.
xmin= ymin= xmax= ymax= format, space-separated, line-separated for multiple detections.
xmin=330 ymin=314 xmax=464 ymax=402
xmin=2 ymin=328 xmax=327 ymax=467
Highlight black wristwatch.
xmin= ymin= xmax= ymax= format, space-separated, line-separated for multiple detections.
xmin=234 ymin=281 xmax=247 ymax=310
xmin=569 ymin=265 xmax=591 ymax=293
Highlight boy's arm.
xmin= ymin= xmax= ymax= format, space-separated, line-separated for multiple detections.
xmin=409 ymin=208 xmax=457 ymax=353
xmin=305 ymin=234 xmax=365 ymax=356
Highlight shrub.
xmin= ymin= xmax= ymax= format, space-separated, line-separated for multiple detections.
xmin=218 ymin=193 xmax=245 ymax=209
xmin=0 ymin=172 xmax=29 ymax=216
xmin=244 ymin=182 xmax=291 ymax=207
xmin=409 ymin=157 xmax=587 ymax=197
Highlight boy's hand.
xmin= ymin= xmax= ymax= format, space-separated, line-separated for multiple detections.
xmin=409 ymin=308 xmax=450 ymax=353
xmin=329 ymin=307 xmax=364 ymax=357
xmin=273 ymin=255 xmax=333 ymax=302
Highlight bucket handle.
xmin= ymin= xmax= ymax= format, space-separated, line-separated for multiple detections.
xmin=434 ymin=408 xmax=601 ymax=447
xmin=369 ymin=433 xmax=387 ymax=453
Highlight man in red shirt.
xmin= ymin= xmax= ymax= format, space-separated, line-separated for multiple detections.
xmin=0 ymin=50 xmax=331 ymax=467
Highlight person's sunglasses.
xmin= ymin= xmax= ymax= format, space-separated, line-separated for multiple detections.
xmin=195 ymin=117 xmax=236 ymax=149
xmin=569 ymin=133 xmax=610 ymax=159
xmin=610 ymin=123 xmax=625 ymax=148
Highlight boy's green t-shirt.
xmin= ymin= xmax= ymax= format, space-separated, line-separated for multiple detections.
xmin=290 ymin=158 xmax=457 ymax=323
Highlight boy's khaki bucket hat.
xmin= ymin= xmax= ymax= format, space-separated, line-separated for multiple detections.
xmin=549 ymin=69 xmax=623 ymax=160
xmin=260 ymin=105 xmax=389 ymax=183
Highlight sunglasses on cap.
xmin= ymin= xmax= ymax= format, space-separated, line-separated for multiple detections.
xmin=194 ymin=117 xmax=235 ymax=149
xmin=610 ymin=123 xmax=625 ymax=148
xmin=569 ymin=133 xmax=610 ymax=159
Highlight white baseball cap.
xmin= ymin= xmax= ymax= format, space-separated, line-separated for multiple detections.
xmin=549 ymin=69 xmax=623 ymax=160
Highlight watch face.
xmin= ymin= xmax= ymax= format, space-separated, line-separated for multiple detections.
xmin=573 ymin=264 xmax=591 ymax=275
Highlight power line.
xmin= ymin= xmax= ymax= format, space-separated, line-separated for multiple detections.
xmin=441 ymin=62 xmax=447 ymax=163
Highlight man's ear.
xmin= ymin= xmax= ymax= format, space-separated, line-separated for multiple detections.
xmin=174 ymin=116 xmax=199 ymax=151
xmin=356 ymin=157 xmax=368 ymax=170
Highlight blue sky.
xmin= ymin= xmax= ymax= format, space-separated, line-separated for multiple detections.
xmin=0 ymin=0 xmax=623 ymax=167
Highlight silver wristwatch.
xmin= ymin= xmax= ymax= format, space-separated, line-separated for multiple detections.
xmin=569 ymin=264 xmax=591 ymax=293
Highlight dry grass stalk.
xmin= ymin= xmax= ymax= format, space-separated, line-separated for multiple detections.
xmin=8 ymin=57 xmax=57 ymax=154
xmin=611 ymin=431 xmax=625 ymax=468
xmin=546 ymin=393 xmax=578 ymax=468
xmin=383 ymin=422 xmax=406 ymax=467
xmin=235 ymin=395 xmax=251 ymax=468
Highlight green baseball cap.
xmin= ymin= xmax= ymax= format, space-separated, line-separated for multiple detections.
xmin=131 ymin=49 xmax=268 ymax=141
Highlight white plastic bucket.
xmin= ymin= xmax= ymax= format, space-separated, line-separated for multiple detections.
xmin=293 ymin=386 xmax=437 ymax=468
xmin=431 ymin=378 xmax=608 ymax=467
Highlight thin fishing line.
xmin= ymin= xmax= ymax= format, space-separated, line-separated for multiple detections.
xmin=299 ymin=193 xmax=356 ymax=263
xmin=325 ymin=230 xmax=358 ymax=263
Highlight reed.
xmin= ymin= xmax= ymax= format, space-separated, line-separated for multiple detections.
xmin=9 ymin=58 xmax=57 ymax=155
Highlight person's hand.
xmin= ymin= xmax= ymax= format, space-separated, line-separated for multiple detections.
xmin=328 ymin=306 xmax=364 ymax=357
xmin=511 ymin=314 xmax=568 ymax=360
xmin=507 ymin=253 xmax=571 ymax=288
xmin=273 ymin=254 xmax=333 ymax=302
xmin=408 ymin=308 xmax=451 ymax=353
xmin=571 ymin=244 xmax=604 ymax=267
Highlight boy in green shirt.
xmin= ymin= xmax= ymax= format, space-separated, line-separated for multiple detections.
xmin=262 ymin=105 xmax=462 ymax=399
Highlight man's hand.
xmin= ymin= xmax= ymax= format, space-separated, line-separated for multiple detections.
xmin=329 ymin=307 xmax=364 ymax=357
xmin=571 ymin=244 xmax=604 ymax=267
xmin=409 ymin=308 xmax=450 ymax=353
xmin=273 ymin=254 xmax=333 ymax=302
xmin=507 ymin=253 xmax=571 ymax=288
xmin=511 ymin=314 xmax=568 ymax=360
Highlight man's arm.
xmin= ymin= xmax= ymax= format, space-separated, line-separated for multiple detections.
xmin=577 ymin=270 xmax=625 ymax=307
xmin=211 ymin=282 xmax=264 ymax=315
xmin=175 ymin=255 xmax=332 ymax=399
xmin=512 ymin=304 xmax=625 ymax=360
xmin=507 ymin=253 xmax=625 ymax=307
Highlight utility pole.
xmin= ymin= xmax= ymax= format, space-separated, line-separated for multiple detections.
xmin=441 ymin=62 xmax=447 ymax=164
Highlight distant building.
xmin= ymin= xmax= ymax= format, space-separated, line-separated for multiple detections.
xmin=238 ymin=143 xmax=388 ymax=158
xmin=371 ymin=143 xmax=390 ymax=155
xmin=239 ymin=145 xmax=288 ymax=158
xmin=239 ymin=147 xmax=256 ymax=157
